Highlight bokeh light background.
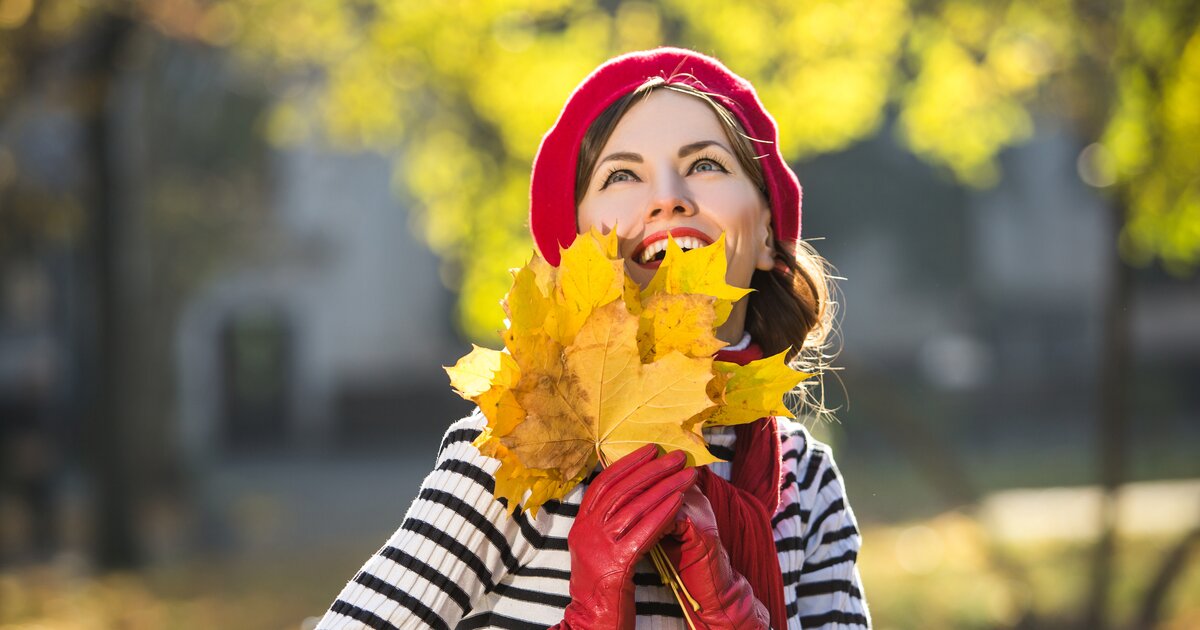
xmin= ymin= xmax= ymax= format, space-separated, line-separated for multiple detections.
xmin=1 ymin=1 xmax=1198 ymax=628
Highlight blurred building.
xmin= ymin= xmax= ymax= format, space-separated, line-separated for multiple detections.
xmin=168 ymin=139 xmax=471 ymax=557
xmin=174 ymin=144 xmax=464 ymax=463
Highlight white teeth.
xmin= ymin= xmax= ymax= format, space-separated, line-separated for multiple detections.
xmin=639 ymin=240 xmax=668 ymax=264
xmin=638 ymin=235 xmax=711 ymax=263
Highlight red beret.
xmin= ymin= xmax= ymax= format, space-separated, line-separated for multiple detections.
xmin=529 ymin=47 xmax=802 ymax=266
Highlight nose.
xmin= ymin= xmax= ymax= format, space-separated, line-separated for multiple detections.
xmin=645 ymin=172 xmax=696 ymax=221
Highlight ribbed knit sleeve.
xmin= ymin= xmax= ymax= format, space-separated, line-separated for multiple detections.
xmin=783 ymin=426 xmax=871 ymax=629
xmin=317 ymin=411 xmax=524 ymax=630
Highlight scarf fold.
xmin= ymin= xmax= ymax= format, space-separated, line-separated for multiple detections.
xmin=699 ymin=342 xmax=788 ymax=630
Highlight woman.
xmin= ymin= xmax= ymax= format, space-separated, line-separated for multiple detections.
xmin=318 ymin=47 xmax=869 ymax=630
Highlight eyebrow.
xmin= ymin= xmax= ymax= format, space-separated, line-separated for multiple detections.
xmin=598 ymin=151 xmax=643 ymax=164
xmin=678 ymin=140 xmax=729 ymax=157
xmin=598 ymin=140 xmax=731 ymax=167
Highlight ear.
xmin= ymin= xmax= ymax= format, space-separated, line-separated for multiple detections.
xmin=755 ymin=205 xmax=775 ymax=272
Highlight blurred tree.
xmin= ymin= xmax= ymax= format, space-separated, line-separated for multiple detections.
xmin=1 ymin=0 xmax=143 ymax=570
xmin=0 ymin=0 xmax=272 ymax=570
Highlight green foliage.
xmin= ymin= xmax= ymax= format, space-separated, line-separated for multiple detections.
xmin=898 ymin=0 xmax=1077 ymax=186
xmin=663 ymin=0 xmax=911 ymax=157
xmin=1105 ymin=3 xmax=1200 ymax=274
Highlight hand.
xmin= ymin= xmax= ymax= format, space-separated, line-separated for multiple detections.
xmin=661 ymin=487 xmax=770 ymax=629
xmin=551 ymin=444 xmax=698 ymax=630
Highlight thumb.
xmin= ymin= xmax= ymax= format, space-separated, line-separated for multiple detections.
xmin=666 ymin=514 xmax=688 ymax=538
xmin=668 ymin=513 xmax=704 ymax=547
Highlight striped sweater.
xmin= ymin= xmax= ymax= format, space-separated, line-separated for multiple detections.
xmin=319 ymin=410 xmax=870 ymax=629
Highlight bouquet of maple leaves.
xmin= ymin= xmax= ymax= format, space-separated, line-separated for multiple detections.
xmin=446 ymin=229 xmax=809 ymax=517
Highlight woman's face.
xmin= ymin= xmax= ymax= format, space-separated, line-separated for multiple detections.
xmin=577 ymin=90 xmax=775 ymax=293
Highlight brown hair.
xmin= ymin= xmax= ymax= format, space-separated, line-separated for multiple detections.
xmin=575 ymin=81 xmax=838 ymax=409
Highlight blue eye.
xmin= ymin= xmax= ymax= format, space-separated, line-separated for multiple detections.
xmin=600 ymin=168 xmax=638 ymax=189
xmin=689 ymin=156 xmax=729 ymax=174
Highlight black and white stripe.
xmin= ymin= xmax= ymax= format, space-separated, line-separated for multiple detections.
xmin=319 ymin=410 xmax=870 ymax=629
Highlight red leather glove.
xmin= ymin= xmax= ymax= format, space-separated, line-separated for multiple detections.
xmin=661 ymin=487 xmax=770 ymax=629
xmin=550 ymin=444 xmax=698 ymax=630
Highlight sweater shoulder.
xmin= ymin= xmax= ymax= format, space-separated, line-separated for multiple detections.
xmin=774 ymin=417 xmax=853 ymax=500
xmin=443 ymin=407 xmax=489 ymax=437
xmin=775 ymin=417 xmax=824 ymax=463
xmin=434 ymin=408 xmax=490 ymax=461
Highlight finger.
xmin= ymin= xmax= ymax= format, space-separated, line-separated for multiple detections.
xmin=675 ymin=486 xmax=703 ymax=520
xmin=601 ymin=449 xmax=687 ymax=518
xmin=611 ymin=466 xmax=697 ymax=539
xmin=668 ymin=506 xmax=696 ymax=535
xmin=668 ymin=515 xmax=710 ymax=569
xmin=580 ymin=443 xmax=657 ymax=513
xmin=619 ymin=474 xmax=695 ymax=554
xmin=666 ymin=512 xmax=688 ymax=537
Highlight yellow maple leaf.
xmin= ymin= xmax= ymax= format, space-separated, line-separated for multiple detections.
xmin=638 ymin=293 xmax=725 ymax=362
xmin=445 ymin=346 xmax=524 ymax=433
xmin=622 ymin=274 xmax=643 ymax=317
xmin=446 ymin=345 xmax=506 ymax=399
xmin=501 ymin=300 xmax=718 ymax=485
xmin=505 ymin=264 xmax=551 ymax=333
xmin=475 ymin=426 xmax=583 ymax=517
xmin=491 ymin=442 xmax=585 ymax=518
xmin=699 ymin=351 xmax=812 ymax=426
xmin=641 ymin=234 xmax=752 ymax=326
xmin=552 ymin=228 xmax=624 ymax=345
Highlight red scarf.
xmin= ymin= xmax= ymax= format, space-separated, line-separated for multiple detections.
xmin=702 ymin=342 xmax=787 ymax=630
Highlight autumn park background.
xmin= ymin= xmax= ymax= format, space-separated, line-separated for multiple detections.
xmin=1 ymin=0 xmax=1199 ymax=628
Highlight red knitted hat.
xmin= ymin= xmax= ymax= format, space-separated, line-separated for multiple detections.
xmin=529 ymin=47 xmax=802 ymax=266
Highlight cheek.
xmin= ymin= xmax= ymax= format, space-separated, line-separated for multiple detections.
xmin=719 ymin=227 xmax=761 ymax=289
xmin=724 ymin=251 xmax=758 ymax=289
xmin=706 ymin=189 xmax=768 ymax=288
xmin=576 ymin=202 xmax=598 ymax=232
xmin=709 ymin=197 xmax=766 ymax=245
xmin=577 ymin=209 xmax=620 ymax=237
xmin=578 ymin=193 xmax=640 ymax=235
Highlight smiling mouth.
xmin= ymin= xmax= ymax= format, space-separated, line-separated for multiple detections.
xmin=633 ymin=228 xmax=715 ymax=266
